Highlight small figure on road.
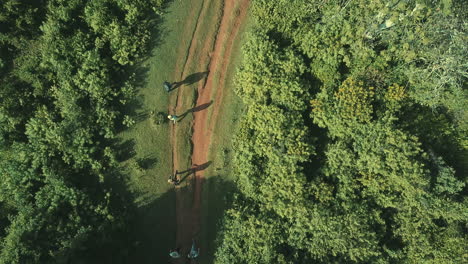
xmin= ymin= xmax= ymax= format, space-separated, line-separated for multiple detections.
xmin=169 ymin=248 xmax=181 ymax=258
xmin=187 ymin=240 xmax=200 ymax=259
xmin=163 ymin=81 xmax=172 ymax=92
xmin=167 ymin=115 xmax=179 ymax=124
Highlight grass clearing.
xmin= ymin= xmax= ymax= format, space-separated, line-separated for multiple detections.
xmin=117 ymin=0 xmax=206 ymax=262
xmin=116 ymin=0 xmax=250 ymax=262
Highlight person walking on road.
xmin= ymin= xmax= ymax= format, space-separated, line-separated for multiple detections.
xmin=168 ymin=170 xmax=180 ymax=186
xmin=167 ymin=114 xmax=179 ymax=124
xmin=163 ymin=81 xmax=172 ymax=92
xmin=169 ymin=248 xmax=181 ymax=258
xmin=187 ymin=240 xmax=200 ymax=259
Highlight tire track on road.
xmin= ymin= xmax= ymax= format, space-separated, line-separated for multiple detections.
xmin=169 ymin=0 xmax=250 ymax=261
xmin=189 ymin=0 xmax=250 ymax=255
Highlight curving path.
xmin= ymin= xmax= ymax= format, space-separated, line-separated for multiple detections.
xmin=168 ymin=0 xmax=250 ymax=262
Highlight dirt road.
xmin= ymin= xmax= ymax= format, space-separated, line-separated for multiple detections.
xmin=169 ymin=0 xmax=250 ymax=261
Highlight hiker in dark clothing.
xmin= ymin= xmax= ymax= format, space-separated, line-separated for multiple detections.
xmin=167 ymin=170 xmax=180 ymax=185
xmin=163 ymin=81 xmax=172 ymax=92
xmin=169 ymin=247 xmax=181 ymax=258
xmin=187 ymin=240 xmax=200 ymax=259
xmin=167 ymin=114 xmax=179 ymax=124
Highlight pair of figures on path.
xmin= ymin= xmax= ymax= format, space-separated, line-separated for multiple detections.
xmin=164 ymin=72 xmax=211 ymax=125
xmin=169 ymin=240 xmax=200 ymax=259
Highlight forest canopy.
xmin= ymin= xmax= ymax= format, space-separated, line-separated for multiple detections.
xmin=0 ymin=0 xmax=466 ymax=263
xmin=215 ymin=0 xmax=467 ymax=263
xmin=0 ymin=0 xmax=161 ymax=262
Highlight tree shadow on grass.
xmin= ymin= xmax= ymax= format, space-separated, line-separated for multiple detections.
xmin=125 ymin=187 xmax=177 ymax=264
xmin=114 ymin=139 xmax=137 ymax=162
xmin=83 ymin=162 xmax=174 ymax=263
xmin=126 ymin=176 xmax=236 ymax=264
xmin=137 ymin=156 xmax=158 ymax=170
xmin=199 ymin=176 xmax=238 ymax=263
xmin=134 ymin=111 xmax=149 ymax=123
xmin=96 ymin=160 xmax=238 ymax=264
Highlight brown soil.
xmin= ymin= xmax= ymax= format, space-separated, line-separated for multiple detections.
xmin=169 ymin=0 xmax=250 ymax=261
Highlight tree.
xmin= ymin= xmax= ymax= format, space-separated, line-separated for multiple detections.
xmin=0 ymin=0 xmax=163 ymax=262
xmin=215 ymin=0 xmax=467 ymax=262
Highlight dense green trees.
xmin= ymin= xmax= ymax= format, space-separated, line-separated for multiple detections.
xmin=1 ymin=0 xmax=466 ymax=262
xmin=216 ymin=0 xmax=467 ymax=263
xmin=0 ymin=0 xmax=161 ymax=262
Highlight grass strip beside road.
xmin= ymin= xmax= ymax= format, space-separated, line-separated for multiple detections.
xmin=117 ymin=0 xmax=250 ymax=262
xmin=117 ymin=0 xmax=206 ymax=262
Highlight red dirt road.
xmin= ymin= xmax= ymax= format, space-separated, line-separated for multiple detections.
xmin=191 ymin=0 xmax=249 ymax=242
xmin=169 ymin=0 xmax=250 ymax=261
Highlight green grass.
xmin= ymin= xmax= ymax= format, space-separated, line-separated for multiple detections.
xmin=116 ymin=0 xmax=251 ymax=262
xmin=117 ymin=0 xmax=206 ymax=262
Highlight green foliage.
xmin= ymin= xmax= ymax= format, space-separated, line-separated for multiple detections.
xmin=0 ymin=0 xmax=162 ymax=262
xmin=215 ymin=0 xmax=467 ymax=263
xmin=123 ymin=115 xmax=136 ymax=127
xmin=151 ymin=111 xmax=167 ymax=126
xmin=230 ymin=30 xmax=313 ymax=205
xmin=431 ymin=154 xmax=465 ymax=195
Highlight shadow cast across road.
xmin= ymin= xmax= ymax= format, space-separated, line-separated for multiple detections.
xmin=123 ymin=168 xmax=237 ymax=264
xmin=177 ymin=100 xmax=213 ymax=122
xmin=177 ymin=161 xmax=213 ymax=183
xmin=170 ymin=71 xmax=209 ymax=90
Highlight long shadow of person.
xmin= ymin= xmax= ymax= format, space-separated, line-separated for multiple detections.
xmin=193 ymin=161 xmax=212 ymax=172
xmin=177 ymin=100 xmax=213 ymax=122
xmin=178 ymin=161 xmax=212 ymax=183
xmin=190 ymin=100 xmax=213 ymax=113
xmin=171 ymin=71 xmax=209 ymax=90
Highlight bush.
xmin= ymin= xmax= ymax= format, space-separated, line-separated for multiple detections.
xmin=151 ymin=111 xmax=168 ymax=126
